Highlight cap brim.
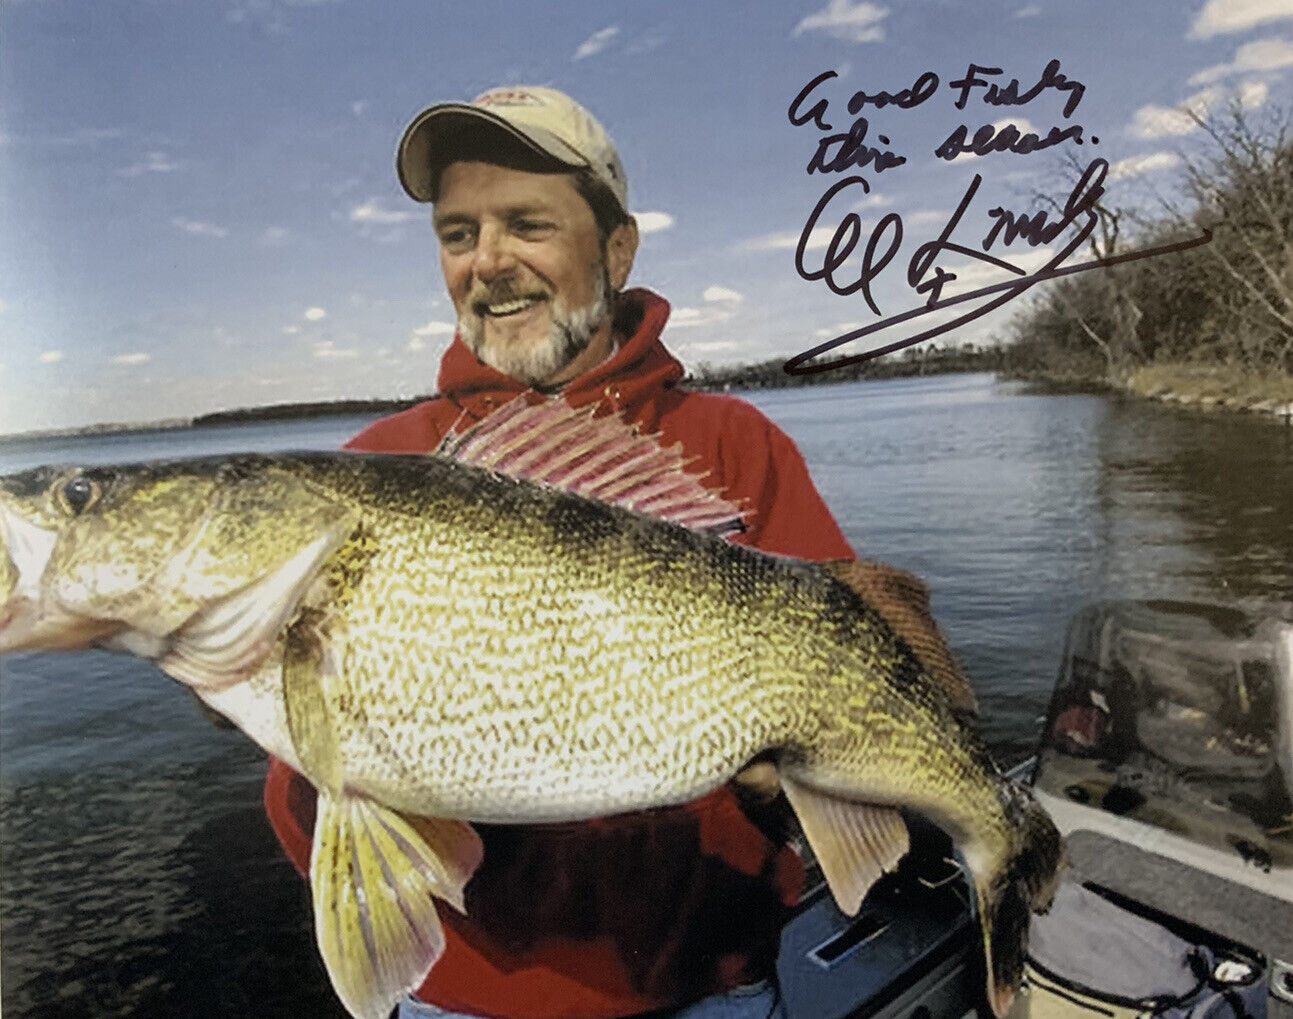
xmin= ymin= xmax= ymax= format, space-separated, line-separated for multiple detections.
xmin=397 ymin=104 xmax=591 ymax=203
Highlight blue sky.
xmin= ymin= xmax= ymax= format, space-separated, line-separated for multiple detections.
xmin=2 ymin=0 xmax=1291 ymax=434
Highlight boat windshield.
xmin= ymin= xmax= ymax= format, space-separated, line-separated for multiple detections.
xmin=1032 ymin=601 xmax=1293 ymax=877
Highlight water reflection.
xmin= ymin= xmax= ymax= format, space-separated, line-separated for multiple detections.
xmin=1094 ymin=400 xmax=1293 ymax=604
xmin=1 ymin=761 xmax=345 ymax=1017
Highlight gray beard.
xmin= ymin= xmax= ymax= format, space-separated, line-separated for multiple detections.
xmin=458 ymin=272 xmax=611 ymax=386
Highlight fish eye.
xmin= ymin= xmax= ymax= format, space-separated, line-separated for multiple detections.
xmin=57 ymin=475 xmax=102 ymax=516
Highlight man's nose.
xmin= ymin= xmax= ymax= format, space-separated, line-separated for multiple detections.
xmin=470 ymin=225 xmax=516 ymax=284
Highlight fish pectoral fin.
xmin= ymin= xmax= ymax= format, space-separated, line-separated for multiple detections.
xmin=781 ymin=775 xmax=909 ymax=917
xmin=311 ymin=789 xmax=484 ymax=1019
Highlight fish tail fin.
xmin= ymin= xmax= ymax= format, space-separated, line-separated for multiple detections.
xmin=968 ymin=781 xmax=1067 ymax=1018
xmin=311 ymin=788 xmax=483 ymax=1019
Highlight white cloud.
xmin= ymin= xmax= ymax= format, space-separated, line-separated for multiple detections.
xmin=573 ymin=25 xmax=619 ymax=60
xmin=410 ymin=320 xmax=456 ymax=350
xmin=625 ymin=29 xmax=667 ymax=55
xmin=1190 ymin=35 xmax=1293 ymax=83
xmin=1239 ymin=78 xmax=1270 ymax=107
xmin=937 ymin=247 xmax=1057 ymax=299
xmin=282 ymin=325 xmax=301 ymax=335
xmin=681 ymin=340 xmax=739 ymax=354
xmin=171 ymin=216 xmax=228 ymax=238
xmin=350 ymin=200 xmax=418 ymax=225
xmin=1132 ymin=80 xmax=1271 ymax=138
xmin=0 ymin=298 xmax=5 ymax=313
xmin=1129 ymin=85 xmax=1221 ymax=138
xmin=118 ymin=151 xmax=181 ymax=177
xmin=703 ymin=285 xmax=744 ymax=303
xmin=946 ymin=117 xmax=1042 ymax=160
xmin=1108 ymin=151 xmax=1183 ymax=179
xmin=793 ymin=0 xmax=888 ymax=42
xmin=259 ymin=226 xmax=290 ymax=246
xmin=633 ymin=211 xmax=675 ymax=234
xmin=1015 ymin=4 xmax=1042 ymax=16
xmin=849 ymin=192 xmax=889 ymax=211
xmin=815 ymin=320 xmax=867 ymax=339
xmin=669 ymin=305 xmax=736 ymax=329
xmin=1129 ymin=102 xmax=1196 ymax=139
xmin=40 ymin=350 xmax=64 ymax=364
xmin=311 ymin=340 xmax=358 ymax=360
xmin=112 ymin=353 xmax=150 ymax=366
xmin=906 ymin=209 xmax=950 ymax=227
xmin=304 ymin=306 xmax=327 ymax=322
xmin=226 ymin=0 xmax=341 ymax=34
xmin=738 ymin=225 xmax=845 ymax=253
xmin=38 ymin=127 xmax=127 ymax=147
xmin=1189 ymin=0 xmax=1293 ymax=39
xmin=350 ymin=100 xmax=369 ymax=117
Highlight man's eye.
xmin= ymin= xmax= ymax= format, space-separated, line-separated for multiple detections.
xmin=514 ymin=219 xmax=554 ymax=237
xmin=438 ymin=228 xmax=474 ymax=250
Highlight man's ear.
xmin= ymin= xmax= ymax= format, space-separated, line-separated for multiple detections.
xmin=606 ymin=218 xmax=640 ymax=291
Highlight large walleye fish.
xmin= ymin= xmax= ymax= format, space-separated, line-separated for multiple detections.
xmin=0 ymin=399 xmax=1063 ymax=1019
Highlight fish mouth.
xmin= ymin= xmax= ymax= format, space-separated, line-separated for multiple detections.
xmin=0 ymin=504 xmax=121 ymax=653
xmin=0 ymin=593 xmax=122 ymax=652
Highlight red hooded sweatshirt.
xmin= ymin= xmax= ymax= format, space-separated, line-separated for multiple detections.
xmin=264 ymin=289 xmax=855 ymax=1018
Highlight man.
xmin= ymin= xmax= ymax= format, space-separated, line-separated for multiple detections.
xmin=265 ymin=85 xmax=969 ymax=1019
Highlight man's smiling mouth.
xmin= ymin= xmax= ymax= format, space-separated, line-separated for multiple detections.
xmin=480 ymin=296 xmax=544 ymax=318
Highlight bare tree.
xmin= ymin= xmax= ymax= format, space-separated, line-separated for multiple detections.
xmin=1170 ymin=103 xmax=1293 ymax=369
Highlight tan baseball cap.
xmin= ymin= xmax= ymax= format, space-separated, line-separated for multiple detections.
xmin=397 ymin=86 xmax=629 ymax=215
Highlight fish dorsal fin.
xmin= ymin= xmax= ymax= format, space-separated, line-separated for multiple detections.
xmin=781 ymin=775 xmax=909 ymax=916
xmin=437 ymin=397 xmax=747 ymax=535
xmin=820 ymin=561 xmax=980 ymax=717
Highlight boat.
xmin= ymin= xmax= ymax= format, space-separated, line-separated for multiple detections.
xmin=775 ymin=599 xmax=1293 ymax=1017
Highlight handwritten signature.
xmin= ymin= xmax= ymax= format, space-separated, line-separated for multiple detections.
xmin=780 ymin=62 xmax=1212 ymax=375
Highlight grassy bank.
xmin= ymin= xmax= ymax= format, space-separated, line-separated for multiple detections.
xmin=1123 ymin=364 xmax=1293 ymax=416
xmin=1008 ymin=362 xmax=1293 ymax=419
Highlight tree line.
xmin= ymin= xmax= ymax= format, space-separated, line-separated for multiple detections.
xmin=687 ymin=342 xmax=1007 ymax=391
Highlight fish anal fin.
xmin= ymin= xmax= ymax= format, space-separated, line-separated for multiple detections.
xmin=437 ymin=396 xmax=747 ymax=535
xmin=820 ymin=560 xmax=980 ymax=717
xmin=312 ymin=789 xmax=483 ymax=1019
xmin=781 ymin=775 xmax=909 ymax=916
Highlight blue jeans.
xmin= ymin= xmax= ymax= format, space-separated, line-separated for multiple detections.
xmin=397 ymin=979 xmax=786 ymax=1019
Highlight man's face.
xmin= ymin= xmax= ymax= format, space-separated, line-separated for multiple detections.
xmin=434 ymin=161 xmax=619 ymax=387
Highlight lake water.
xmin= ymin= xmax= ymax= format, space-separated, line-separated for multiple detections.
xmin=2 ymin=372 xmax=1291 ymax=1017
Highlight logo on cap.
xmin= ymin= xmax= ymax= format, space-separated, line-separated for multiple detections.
xmin=476 ymin=89 xmax=546 ymax=108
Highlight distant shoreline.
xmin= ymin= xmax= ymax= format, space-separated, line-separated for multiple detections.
xmin=0 ymin=352 xmax=1003 ymax=444
xmin=0 ymin=397 xmax=432 ymax=445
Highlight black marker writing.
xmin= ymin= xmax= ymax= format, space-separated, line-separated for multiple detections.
xmin=934 ymin=121 xmax=1087 ymax=160
xmin=948 ymin=59 xmax=1085 ymax=117
xmin=782 ymin=62 xmax=1207 ymax=376
xmin=784 ymin=229 xmax=1212 ymax=375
